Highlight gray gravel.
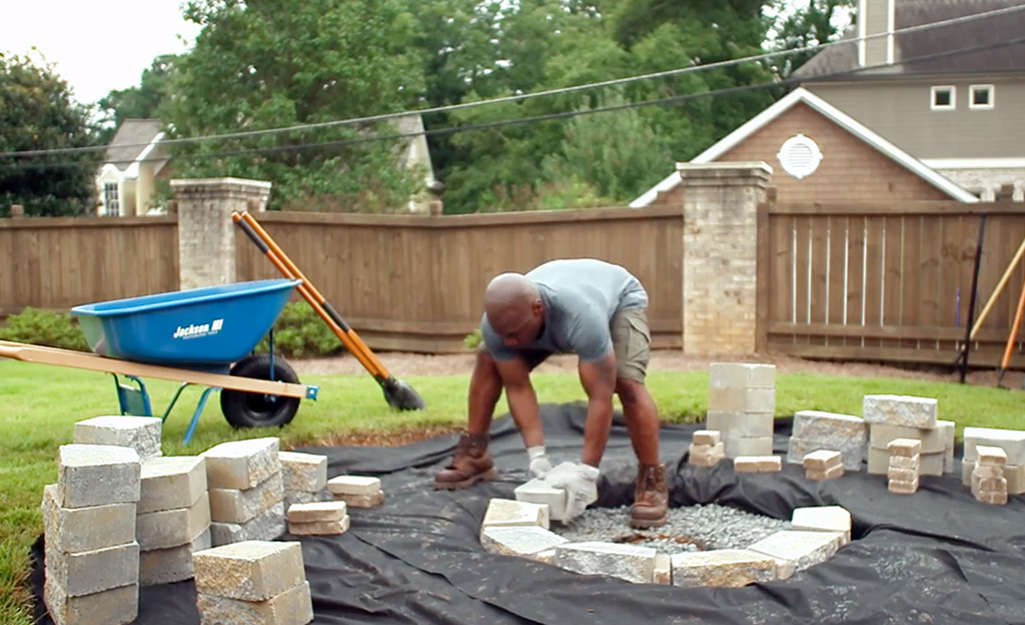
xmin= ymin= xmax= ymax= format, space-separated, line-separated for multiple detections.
xmin=550 ymin=504 xmax=792 ymax=556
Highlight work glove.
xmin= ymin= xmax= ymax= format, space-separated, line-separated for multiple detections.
xmin=543 ymin=461 xmax=600 ymax=521
xmin=527 ymin=446 xmax=553 ymax=479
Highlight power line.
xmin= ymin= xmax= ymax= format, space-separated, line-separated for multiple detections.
xmin=4 ymin=32 xmax=1023 ymax=174
xmin=2 ymin=1 xmax=1023 ymax=161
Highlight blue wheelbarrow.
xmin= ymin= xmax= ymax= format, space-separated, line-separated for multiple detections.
xmin=0 ymin=278 xmax=318 ymax=444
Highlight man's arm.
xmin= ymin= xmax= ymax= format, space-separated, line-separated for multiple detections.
xmin=495 ymin=357 xmax=544 ymax=449
xmin=578 ymin=351 xmax=617 ymax=466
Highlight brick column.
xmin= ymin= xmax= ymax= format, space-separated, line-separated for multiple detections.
xmin=171 ymin=177 xmax=271 ymax=290
xmin=678 ymin=162 xmax=772 ymax=355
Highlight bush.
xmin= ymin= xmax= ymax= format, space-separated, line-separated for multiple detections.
xmin=463 ymin=327 xmax=482 ymax=350
xmin=254 ymin=301 xmax=341 ymax=358
xmin=0 ymin=307 xmax=90 ymax=351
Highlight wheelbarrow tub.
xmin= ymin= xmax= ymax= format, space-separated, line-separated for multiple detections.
xmin=71 ymin=279 xmax=300 ymax=369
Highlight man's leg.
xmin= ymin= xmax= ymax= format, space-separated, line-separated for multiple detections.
xmin=434 ymin=348 xmax=502 ymax=490
xmin=610 ymin=307 xmax=667 ymax=528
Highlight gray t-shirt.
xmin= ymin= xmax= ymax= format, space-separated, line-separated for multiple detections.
xmin=480 ymin=259 xmax=648 ymax=363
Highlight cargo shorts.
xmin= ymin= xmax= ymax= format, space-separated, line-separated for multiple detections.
xmin=482 ymin=307 xmax=652 ymax=383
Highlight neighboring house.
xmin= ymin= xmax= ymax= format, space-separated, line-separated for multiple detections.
xmin=632 ymin=0 xmax=1025 ymax=207
xmin=95 ymin=119 xmax=169 ymax=217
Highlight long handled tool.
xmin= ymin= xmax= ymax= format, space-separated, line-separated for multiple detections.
xmin=997 ymin=275 xmax=1025 ymax=387
xmin=232 ymin=209 xmax=426 ymax=411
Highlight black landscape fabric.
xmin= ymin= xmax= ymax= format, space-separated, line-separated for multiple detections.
xmin=31 ymin=403 xmax=1025 ymax=625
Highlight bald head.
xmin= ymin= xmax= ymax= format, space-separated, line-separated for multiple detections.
xmin=484 ymin=272 xmax=542 ymax=340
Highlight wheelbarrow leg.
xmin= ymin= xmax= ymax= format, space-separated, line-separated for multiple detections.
xmin=183 ymin=387 xmax=219 ymax=445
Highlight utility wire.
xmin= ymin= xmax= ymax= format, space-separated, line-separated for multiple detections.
xmin=2 ymin=1 xmax=1023 ymax=161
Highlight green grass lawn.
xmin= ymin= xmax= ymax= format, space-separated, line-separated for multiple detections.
xmin=2 ymin=358 xmax=1024 ymax=623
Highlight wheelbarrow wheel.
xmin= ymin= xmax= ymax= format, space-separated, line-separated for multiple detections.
xmin=221 ymin=354 xmax=301 ymax=429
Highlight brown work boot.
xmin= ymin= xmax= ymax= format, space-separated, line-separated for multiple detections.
xmin=630 ymin=463 xmax=668 ymax=529
xmin=434 ymin=432 xmax=497 ymax=490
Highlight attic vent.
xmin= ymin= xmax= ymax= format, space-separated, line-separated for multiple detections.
xmin=777 ymin=134 xmax=823 ymax=180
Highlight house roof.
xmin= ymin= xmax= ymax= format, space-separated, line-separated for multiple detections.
xmin=628 ymin=87 xmax=979 ymax=207
xmin=793 ymin=0 xmax=1025 ymax=80
xmin=105 ymin=119 xmax=164 ymax=172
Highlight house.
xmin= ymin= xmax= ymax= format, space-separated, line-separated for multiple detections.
xmin=95 ymin=119 xmax=169 ymax=217
xmin=632 ymin=0 xmax=1025 ymax=207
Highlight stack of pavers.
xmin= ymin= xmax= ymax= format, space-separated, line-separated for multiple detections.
xmin=688 ymin=430 xmax=725 ymax=467
xmin=962 ymin=427 xmax=1025 ymax=498
xmin=970 ymin=445 xmax=1009 ymax=505
xmin=286 ymin=501 xmax=350 ymax=535
xmin=786 ymin=410 xmax=866 ymax=473
xmin=202 ymin=437 xmax=286 ymax=546
xmin=279 ymin=451 xmax=330 ymax=507
xmin=802 ymin=450 xmax=844 ymax=481
xmin=193 ymin=540 xmax=313 ymax=625
xmin=863 ymin=395 xmax=954 ymax=477
xmin=42 ymin=444 xmax=142 ymax=625
xmin=886 ymin=438 xmax=921 ymax=494
xmin=327 ymin=475 xmax=384 ymax=508
xmin=706 ymin=362 xmax=776 ymax=459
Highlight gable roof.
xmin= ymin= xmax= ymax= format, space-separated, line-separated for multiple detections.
xmin=629 ymin=87 xmax=979 ymax=207
xmin=105 ymin=119 xmax=164 ymax=172
xmin=794 ymin=0 xmax=1025 ymax=80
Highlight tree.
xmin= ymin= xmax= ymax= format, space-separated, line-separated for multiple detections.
xmin=95 ymin=54 xmax=180 ymax=145
xmin=163 ymin=0 xmax=430 ymax=212
xmin=767 ymin=0 xmax=856 ymax=80
xmin=0 ymin=52 xmax=98 ymax=217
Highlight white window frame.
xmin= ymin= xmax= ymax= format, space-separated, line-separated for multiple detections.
xmin=969 ymin=84 xmax=995 ymax=110
xmin=930 ymin=85 xmax=956 ymax=110
xmin=102 ymin=182 xmax=120 ymax=217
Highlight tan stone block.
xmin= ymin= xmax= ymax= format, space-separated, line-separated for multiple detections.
xmin=278 ymin=451 xmax=328 ymax=493
xmin=971 ymin=473 xmax=1007 ymax=494
xmin=802 ymin=450 xmax=842 ymax=472
xmin=976 ymin=490 xmax=1008 ymax=505
xmin=734 ymin=456 xmax=782 ymax=473
xmin=689 ymin=452 xmax=725 ymax=467
xmin=972 ymin=463 xmax=1004 ymax=479
xmin=671 ymin=549 xmax=776 ymax=588
xmin=326 ymin=475 xmax=381 ymax=496
xmin=1004 ymin=464 xmax=1025 ymax=495
xmin=805 ymin=464 xmax=845 ymax=481
xmin=887 ymin=467 xmax=919 ymax=482
xmin=887 ymin=439 xmax=922 ymax=457
xmin=869 ymin=422 xmax=948 ymax=453
xmin=209 ymin=471 xmax=284 ymax=524
xmin=534 ymin=549 xmax=556 ymax=565
xmin=201 ymin=438 xmax=281 ymax=491
xmin=976 ymin=445 xmax=1008 ymax=467
xmin=195 ymin=581 xmax=313 ymax=625
xmin=790 ymin=506 xmax=851 ymax=545
xmin=332 ymin=491 xmax=384 ymax=508
xmin=888 ymin=478 xmax=919 ymax=494
xmin=746 ymin=531 xmax=843 ymax=572
xmin=287 ymin=516 xmax=350 ymax=536
xmin=693 ymin=430 xmax=721 ymax=446
xmin=44 ymin=579 xmax=137 ymax=625
xmin=481 ymin=526 xmax=569 ymax=558
xmin=286 ymin=501 xmax=347 ymax=524
xmin=653 ymin=554 xmax=672 ymax=585
xmin=193 ymin=540 xmax=305 ymax=602
xmin=481 ymin=498 xmax=549 ymax=531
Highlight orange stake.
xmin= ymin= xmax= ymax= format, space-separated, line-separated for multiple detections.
xmin=999 ymin=275 xmax=1025 ymax=380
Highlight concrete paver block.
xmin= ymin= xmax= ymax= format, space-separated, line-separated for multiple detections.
xmin=210 ymin=501 xmax=285 ymax=547
xmin=209 ymin=471 xmax=284 ymax=524
xmin=332 ymin=491 xmax=384 ymax=508
xmin=787 ymin=437 xmax=863 ymax=472
xmin=709 ymin=363 xmax=776 ymax=389
xmin=136 ymin=495 xmax=211 ymax=551
xmin=670 ymin=549 xmax=777 ymax=587
xmin=286 ymin=501 xmax=347 ymax=524
xmin=802 ymin=450 xmax=842 ymax=471
xmin=138 ymin=529 xmax=211 ymax=586
xmin=534 ymin=549 xmax=556 ymax=564
xmin=138 ymin=456 xmax=207 ymax=514
xmin=976 ymin=445 xmax=1008 ymax=466
xmin=44 ymin=579 xmax=137 ymax=625
xmin=805 ymin=464 xmax=845 ymax=481
xmin=285 ymin=489 xmax=330 ymax=507
xmin=554 ymin=541 xmax=658 ymax=584
xmin=196 ymin=581 xmax=313 ymax=625
xmin=515 ymin=478 xmax=569 ymax=522
xmin=45 ymin=541 xmax=139 ymax=597
xmin=326 ymin=475 xmax=381 ymax=496
xmin=1002 ymin=464 xmax=1025 ymax=494
xmin=863 ymin=395 xmax=938 ymax=429
xmin=976 ymin=490 xmax=1009 ymax=505
xmin=201 ymin=438 xmax=281 ymax=490
xmin=287 ymin=516 xmax=350 ymax=536
xmin=887 ymin=467 xmax=919 ymax=482
xmin=193 ymin=539 xmax=305 ymax=601
xmin=708 ymin=388 xmax=775 ymax=413
xmin=791 ymin=506 xmax=851 ymax=544
xmin=693 ymin=430 xmax=721 ymax=446
xmin=41 ymin=485 xmax=136 ymax=553
xmin=972 ymin=474 xmax=1007 ymax=493
xmin=57 ymin=445 xmax=141 ymax=508
xmin=887 ymin=478 xmax=919 ymax=494
xmin=481 ymin=526 xmax=569 ymax=557
xmin=74 ymin=416 xmax=163 ymax=461
xmin=869 ymin=422 xmax=948 ymax=453
xmin=482 ymin=498 xmax=550 ymax=532
xmin=734 ymin=456 xmax=782 ymax=473
xmin=747 ymin=530 xmax=844 ymax=572
xmin=793 ymin=411 xmax=866 ymax=443
xmin=963 ymin=427 xmax=1025 ymax=466
xmin=724 ymin=435 xmax=773 ymax=459
xmin=653 ymin=554 xmax=672 ymax=585
xmin=279 ymin=451 xmax=328 ymax=493
xmin=689 ymin=442 xmax=725 ymax=466
xmin=707 ymin=411 xmax=774 ymax=438
xmin=887 ymin=439 xmax=922 ymax=457
xmin=868 ymin=448 xmax=932 ymax=474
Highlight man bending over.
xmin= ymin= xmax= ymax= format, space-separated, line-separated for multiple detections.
xmin=433 ymin=258 xmax=668 ymax=528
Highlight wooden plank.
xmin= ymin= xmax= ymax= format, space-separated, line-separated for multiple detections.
xmin=768 ymin=321 xmax=1017 ymax=343
xmin=899 ymin=216 xmax=921 ymax=349
xmin=768 ymin=201 xmax=1021 ymax=216
xmin=769 ymin=215 xmax=792 ymax=340
xmin=863 ymin=216 xmax=884 ymax=347
xmin=756 ymin=202 xmax=769 ymax=353
xmin=768 ymin=341 xmax=1025 ymax=369
xmin=845 ymin=216 xmax=865 ymax=346
xmin=918 ymin=215 xmax=942 ymax=348
xmin=881 ymin=215 xmax=904 ymax=351
xmin=808 ymin=216 xmax=828 ymax=345
xmin=793 ymin=216 xmax=811 ymax=346
xmin=0 ymin=215 xmax=177 ymax=230
xmin=938 ymin=215 xmax=962 ymax=332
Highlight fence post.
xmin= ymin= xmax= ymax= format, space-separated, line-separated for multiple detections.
xmin=170 ymin=177 xmax=272 ymax=290
xmin=677 ymin=162 xmax=773 ymax=356
xmin=10 ymin=204 xmax=24 ymax=218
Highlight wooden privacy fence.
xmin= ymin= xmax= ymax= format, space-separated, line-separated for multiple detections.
xmin=236 ymin=205 xmax=685 ymax=352
xmin=761 ymin=201 xmax=1025 ymax=368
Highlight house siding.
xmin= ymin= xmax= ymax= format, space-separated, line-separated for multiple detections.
xmin=715 ymin=102 xmax=950 ymax=202
xmin=806 ymin=78 xmax=1025 ymax=159
xmin=863 ymin=0 xmax=892 ymax=66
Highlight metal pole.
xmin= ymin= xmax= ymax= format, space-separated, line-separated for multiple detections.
xmin=959 ymin=214 xmax=986 ymax=383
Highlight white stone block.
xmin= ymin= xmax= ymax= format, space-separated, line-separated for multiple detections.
xmin=481 ymin=498 xmax=550 ymax=532
xmin=210 ymin=501 xmax=286 ymax=546
xmin=709 ymin=362 xmax=776 ymax=389
xmin=963 ymin=427 xmax=1025 ymax=465
xmin=209 ymin=471 xmax=284 ymax=524
xmin=862 ymin=395 xmax=937 ymax=429
xmin=554 ymin=541 xmax=658 ymax=584
xmin=326 ymin=475 xmax=381 ymax=496
xmin=670 ymin=549 xmax=778 ymax=587
xmin=74 ymin=416 xmax=163 ymax=460
xmin=791 ymin=506 xmax=851 ymax=545
xmin=793 ymin=411 xmax=866 ymax=443
xmin=57 ymin=445 xmax=141 ymax=508
xmin=746 ymin=530 xmax=844 ymax=572
xmin=286 ymin=501 xmax=347 ymax=524
xmin=136 ymin=496 xmax=211 ymax=551
xmin=201 ymin=437 xmax=281 ymax=490
xmin=278 ymin=451 xmax=328 ymax=492
xmin=515 ymin=478 xmax=569 ymax=522
xmin=138 ymin=456 xmax=207 ymax=514
xmin=707 ymin=411 xmax=774 ymax=438
xmin=480 ymin=526 xmax=569 ymax=557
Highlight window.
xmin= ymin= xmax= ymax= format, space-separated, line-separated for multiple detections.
xmin=776 ymin=134 xmax=823 ymax=180
xmin=103 ymin=182 xmax=119 ymax=217
xmin=970 ymin=84 xmax=995 ymax=110
xmin=931 ymin=86 xmax=955 ymax=110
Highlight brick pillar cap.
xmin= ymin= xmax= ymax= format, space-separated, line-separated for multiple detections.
xmin=676 ymin=161 xmax=773 ymax=180
xmin=170 ymin=177 xmax=272 ymax=191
